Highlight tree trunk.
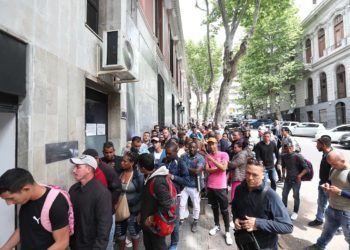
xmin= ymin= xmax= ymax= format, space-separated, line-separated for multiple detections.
xmin=214 ymin=39 xmax=248 ymax=124
xmin=204 ymin=91 xmax=210 ymax=121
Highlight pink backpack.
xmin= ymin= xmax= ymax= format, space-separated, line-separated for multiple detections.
xmin=41 ymin=185 xmax=74 ymax=235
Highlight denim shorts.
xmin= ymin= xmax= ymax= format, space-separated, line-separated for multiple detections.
xmin=115 ymin=213 xmax=141 ymax=240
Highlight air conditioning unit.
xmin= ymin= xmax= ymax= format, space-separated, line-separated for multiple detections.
xmin=101 ymin=30 xmax=137 ymax=82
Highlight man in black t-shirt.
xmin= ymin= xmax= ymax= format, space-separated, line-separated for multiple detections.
xmin=101 ymin=141 xmax=123 ymax=174
xmin=0 ymin=168 xmax=69 ymax=250
xmin=308 ymin=136 xmax=333 ymax=227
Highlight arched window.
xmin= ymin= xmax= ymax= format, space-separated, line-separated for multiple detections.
xmin=336 ymin=64 xmax=347 ymax=99
xmin=335 ymin=102 xmax=346 ymax=125
xmin=305 ymin=39 xmax=312 ymax=63
xmin=334 ymin=14 xmax=344 ymax=48
xmin=307 ymin=78 xmax=313 ymax=104
xmin=320 ymin=72 xmax=328 ymax=102
xmin=318 ymin=29 xmax=325 ymax=57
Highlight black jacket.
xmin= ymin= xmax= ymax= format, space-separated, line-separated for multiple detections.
xmin=255 ymin=141 xmax=279 ymax=169
xmin=140 ymin=166 xmax=174 ymax=232
xmin=69 ymin=178 xmax=112 ymax=250
xmin=232 ymin=181 xmax=293 ymax=249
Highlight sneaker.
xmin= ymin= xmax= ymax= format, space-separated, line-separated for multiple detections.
xmin=209 ymin=225 xmax=220 ymax=236
xmin=125 ymin=238 xmax=133 ymax=248
xmin=191 ymin=220 xmax=198 ymax=233
xmin=225 ymin=232 xmax=233 ymax=245
xmin=168 ymin=245 xmax=177 ymax=250
xmin=290 ymin=212 xmax=298 ymax=221
xmin=335 ymin=227 xmax=343 ymax=235
xmin=179 ymin=219 xmax=184 ymax=225
xmin=308 ymin=219 xmax=323 ymax=227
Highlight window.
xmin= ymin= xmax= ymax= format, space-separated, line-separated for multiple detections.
xmin=318 ymin=29 xmax=325 ymax=57
xmin=290 ymin=85 xmax=296 ymax=105
xmin=319 ymin=72 xmax=328 ymax=102
xmin=336 ymin=64 xmax=346 ymax=99
xmin=307 ymin=78 xmax=313 ymax=104
xmin=336 ymin=102 xmax=346 ymax=125
xmin=334 ymin=14 xmax=344 ymax=48
xmin=155 ymin=0 xmax=163 ymax=51
xmin=305 ymin=39 xmax=312 ymax=63
xmin=86 ymin=0 xmax=99 ymax=34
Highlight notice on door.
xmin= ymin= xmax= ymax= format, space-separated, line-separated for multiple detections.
xmin=86 ymin=123 xmax=97 ymax=136
xmin=97 ymin=123 xmax=106 ymax=135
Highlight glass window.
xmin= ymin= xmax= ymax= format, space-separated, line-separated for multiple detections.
xmin=86 ymin=0 xmax=99 ymax=34
xmin=334 ymin=15 xmax=344 ymax=48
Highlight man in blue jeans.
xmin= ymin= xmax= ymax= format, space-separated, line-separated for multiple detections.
xmin=308 ymin=151 xmax=350 ymax=249
xmin=281 ymin=143 xmax=308 ymax=221
xmin=308 ymin=136 xmax=333 ymax=227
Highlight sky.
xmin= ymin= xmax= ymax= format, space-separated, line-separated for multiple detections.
xmin=179 ymin=0 xmax=320 ymax=44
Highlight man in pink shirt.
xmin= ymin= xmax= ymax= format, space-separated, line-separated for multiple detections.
xmin=205 ymin=137 xmax=233 ymax=245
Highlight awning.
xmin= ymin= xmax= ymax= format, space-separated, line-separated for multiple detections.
xmin=287 ymin=108 xmax=295 ymax=114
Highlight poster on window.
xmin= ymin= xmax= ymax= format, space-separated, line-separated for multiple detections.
xmin=97 ymin=123 xmax=106 ymax=135
xmin=86 ymin=123 xmax=97 ymax=136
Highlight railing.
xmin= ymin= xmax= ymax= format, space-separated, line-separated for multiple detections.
xmin=305 ymin=98 xmax=313 ymax=106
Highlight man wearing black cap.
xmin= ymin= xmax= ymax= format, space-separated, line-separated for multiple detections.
xmin=281 ymin=127 xmax=301 ymax=153
xmin=308 ymin=136 xmax=333 ymax=227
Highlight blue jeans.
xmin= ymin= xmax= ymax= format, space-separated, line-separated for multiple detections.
xmin=170 ymin=196 xmax=181 ymax=246
xmin=264 ymin=168 xmax=278 ymax=190
xmin=316 ymin=185 xmax=329 ymax=222
xmin=282 ymin=180 xmax=301 ymax=213
xmin=107 ymin=214 xmax=115 ymax=250
xmin=316 ymin=206 xmax=350 ymax=249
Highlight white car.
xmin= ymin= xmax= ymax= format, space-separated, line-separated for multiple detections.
xmin=281 ymin=121 xmax=300 ymax=132
xmin=290 ymin=122 xmax=326 ymax=137
xmin=315 ymin=124 xmax=350 ymax=142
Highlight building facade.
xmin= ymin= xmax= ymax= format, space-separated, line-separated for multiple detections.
xmin=0 ymin=0 xmax=188 ymax=244
xmin=280 ymin=0 xmax=350 ymax=128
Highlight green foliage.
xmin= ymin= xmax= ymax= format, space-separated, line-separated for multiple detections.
xmin=237 ymin=0 xmax=303 ymax=114
xmin=185 ymin=38 xmax=222 ymax=93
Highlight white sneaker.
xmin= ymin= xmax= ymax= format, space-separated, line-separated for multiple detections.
xmin=125 ymin=238 xmax=133 ymax=248
xmin=209 ymin=225 xmax=220 ymax=236
xmin=291 ymin=212 xmax=298 ymax=221
xmin=225 ymin=232 xmax=233 ymax=245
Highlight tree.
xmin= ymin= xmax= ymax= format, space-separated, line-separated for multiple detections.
xmin=185 ymin=38 xmax=221 ymax=121
xmin=237 ymin=0 xmax=303 ymax=119
xmin=211 ymin=0 xmax=261 ymax=124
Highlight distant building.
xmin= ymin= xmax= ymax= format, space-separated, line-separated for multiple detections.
xmin=279 ymin=0 xmax=350 ymax=127
xmin=0 ymin=0 xmax=188 ymax=244
xmin=226 ymin=80 xmax=243 ymax=120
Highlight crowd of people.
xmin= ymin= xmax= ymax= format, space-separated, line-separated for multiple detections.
xmin=0 ymin=121 xmax=349 ymax=250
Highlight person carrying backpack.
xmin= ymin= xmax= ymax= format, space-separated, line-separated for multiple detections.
xmin=281 ymin=142 xmax=309 ymax=221
xmin=0 ymin=168 xmax=71 ymax=250
xmin=138 ymin=153 xmax=175 ymax=250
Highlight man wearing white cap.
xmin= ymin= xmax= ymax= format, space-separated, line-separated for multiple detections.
xmin=69 ymin=155 xmax=112 ymax=250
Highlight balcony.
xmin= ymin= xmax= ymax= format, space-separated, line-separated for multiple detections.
xmin=305 ymin=98 xmax=313 ymax=106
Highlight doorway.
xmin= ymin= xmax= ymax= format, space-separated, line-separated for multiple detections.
xmin=0 ymin=112 xmax=16 ymax=246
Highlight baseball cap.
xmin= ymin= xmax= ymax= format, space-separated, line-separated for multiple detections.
xmin=70 ymin=155 xmax=97 ymax=169
xmin=207 ymin=137 xmax=218 ymax=144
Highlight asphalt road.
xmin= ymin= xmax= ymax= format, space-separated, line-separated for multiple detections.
xmin=264 ymin=133 xmax=349 ymax=249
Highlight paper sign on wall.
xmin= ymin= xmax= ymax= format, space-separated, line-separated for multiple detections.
xmin=86 ymin=123 xmax=97 ymax=136
xmin=97 ymin=124 xmax=106 ymax=135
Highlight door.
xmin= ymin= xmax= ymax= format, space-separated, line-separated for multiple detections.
xmin=85 ymin=87 xmax=108 ymax=156
xmin=0 ymin=112 xmax=16 ymax=246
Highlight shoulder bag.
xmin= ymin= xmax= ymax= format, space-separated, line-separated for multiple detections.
xmin=115 ymin=171 xmax=133 ymax=222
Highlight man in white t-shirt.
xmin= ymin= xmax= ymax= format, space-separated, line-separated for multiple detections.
xmin=149 ymin=137 xmax=166 ymax=168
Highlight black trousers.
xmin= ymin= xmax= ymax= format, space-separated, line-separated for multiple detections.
xmin=143 ymin=230 xmax=167 ymax=250
xmin=207 ymin=188 xmax=230 ymax=232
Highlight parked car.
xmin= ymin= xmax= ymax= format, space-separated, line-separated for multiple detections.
xmin=315 ymin=124 xmax=350 ymax=142
xmin=250 ymin=119 xmax=274 ymax=129
xmin=290 ymin=122 xmax=326 ymax=137
xmin=224 ymin=122 xmax=240 ymax=131
xmin=339 ymin=133 xmax=350 ymax=148
xmin=281 ymin=121 xmax=300 ymax=132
